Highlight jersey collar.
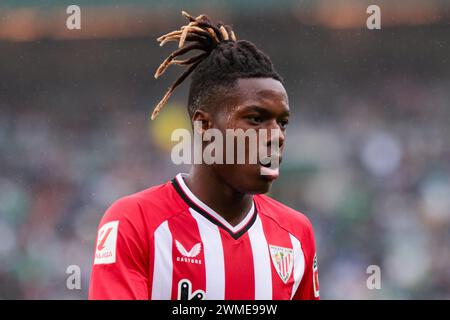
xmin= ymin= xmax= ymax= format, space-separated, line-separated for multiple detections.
xmin=171 ymin=173 xmax=257 ymax=240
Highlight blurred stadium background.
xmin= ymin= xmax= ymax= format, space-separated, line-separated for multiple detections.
xmin=0 ymin=0 xmax=450 ymax=299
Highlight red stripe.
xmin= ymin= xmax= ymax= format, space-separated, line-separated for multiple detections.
xmin=286 ymin=255 xmax=290 ymax=277
xmin=288 ymin=256 xmax=294 ymax=276
xmin=280 ymin=259 xmax=284 ymax=278
xmin=220 ymin=230 xmax=255 ymax=299
xmin=168 ymin=213 xmax=206 ymax=300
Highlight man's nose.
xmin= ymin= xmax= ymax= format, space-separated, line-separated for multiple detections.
xmin=265 ymin=122 xmax=285 ymax=148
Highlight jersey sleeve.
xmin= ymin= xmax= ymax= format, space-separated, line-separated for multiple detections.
xmin=293 ymin=220 xmax=320 ymax=300
xmin=88 ymin=196 xmax=150 ymax=300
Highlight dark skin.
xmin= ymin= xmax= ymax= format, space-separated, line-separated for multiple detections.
xmin=184 ymin=77 xmax=290 ymax=226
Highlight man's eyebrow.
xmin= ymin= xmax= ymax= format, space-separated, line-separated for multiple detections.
xmin=242 ymin=105 xmax=290 ymax=117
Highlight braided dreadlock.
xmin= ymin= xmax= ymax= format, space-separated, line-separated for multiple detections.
xmin=152 ymin=10 xmax=283 ymax=120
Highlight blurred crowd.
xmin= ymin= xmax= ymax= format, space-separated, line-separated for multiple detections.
xmin=0 ymin=13 xmax=449 ymax=299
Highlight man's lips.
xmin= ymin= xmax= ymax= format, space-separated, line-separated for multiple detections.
xmin=259 ymin=155 xmax=282 ymax=168
xmin=260 ymin=166 xmax=280 ymax=180
xmin=259 ymin=154 xmax=282 ymax=180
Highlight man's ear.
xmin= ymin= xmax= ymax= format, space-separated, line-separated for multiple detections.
xmin=191 ymin=109 xmax=213 ymax=134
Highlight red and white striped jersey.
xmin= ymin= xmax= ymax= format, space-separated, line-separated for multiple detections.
xmin=89 ymin=173 xmax=320 ymax=300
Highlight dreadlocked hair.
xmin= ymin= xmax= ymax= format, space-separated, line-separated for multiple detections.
xmin=152 ymin=10 xmax=283 ymax=120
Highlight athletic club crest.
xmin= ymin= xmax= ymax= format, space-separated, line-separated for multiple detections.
xmin=269 ymin=245 xmax=294 ymax=283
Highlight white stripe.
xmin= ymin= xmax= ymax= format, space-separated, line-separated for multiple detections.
xmin=176 ymin=173 xmax=254 ymax=233
xmin=151 ymin=221 xmax=173 ymax=300
xmin=248 ymin=215 xmax=272 ymax=299
xmin=190 ymin=208 xmax=225 ymax=300
xmin=289 ymin=233 xmax=305 ymax=299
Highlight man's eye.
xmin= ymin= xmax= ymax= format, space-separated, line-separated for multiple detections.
xmin=247 ymin=116 xmax=263 ymax=124
xmin=279 ymin=119 xmax=289 ymax=129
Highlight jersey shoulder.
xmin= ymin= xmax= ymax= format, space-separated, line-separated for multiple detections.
xmin=254 ymin=194 xmax=314 ymax=240
xmin=99 ymin=179 xmax=186 ymax=232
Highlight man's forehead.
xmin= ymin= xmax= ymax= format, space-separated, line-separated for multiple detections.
xmin=211 ymin=77 xmax=289 ymax=118
xmin=234 ymin=78 xmax=288 ymax=104
xmin=236 ymin=78 xmax=286 ymax=95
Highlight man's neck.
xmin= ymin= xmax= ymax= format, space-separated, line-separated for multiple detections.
xmin=184 ymin=166 xmax=254 ymax=227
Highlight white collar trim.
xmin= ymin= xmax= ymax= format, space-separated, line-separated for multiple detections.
xmin=175 ymin=173 xmax=255 ymax=234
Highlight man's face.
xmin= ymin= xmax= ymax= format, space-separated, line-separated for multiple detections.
xmin=208 ymin=77 xmax=290 ymax=194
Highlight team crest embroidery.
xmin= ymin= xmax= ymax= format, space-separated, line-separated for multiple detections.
xmin=269 ymin=245 xmax=294 ymax=284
